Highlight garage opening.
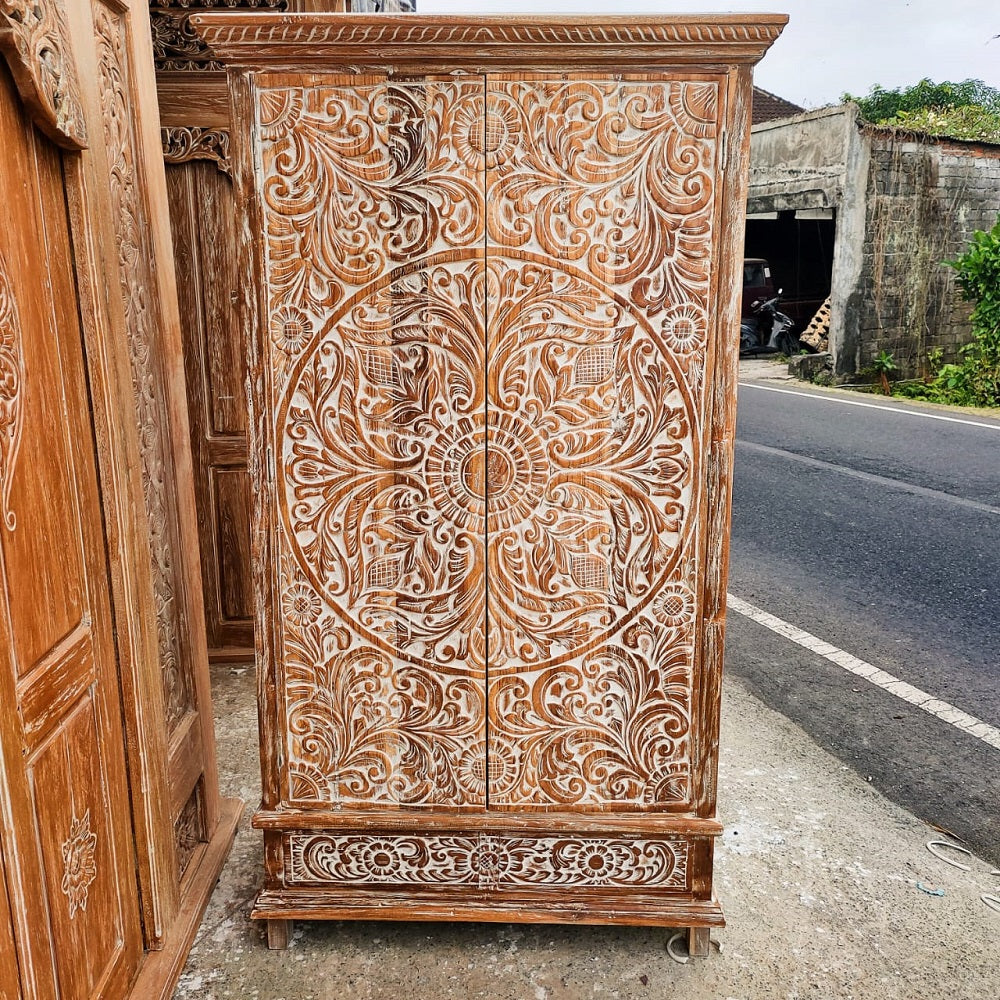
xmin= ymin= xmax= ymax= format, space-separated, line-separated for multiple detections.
xmin=744 ymin=208 xmax=835 ymax=329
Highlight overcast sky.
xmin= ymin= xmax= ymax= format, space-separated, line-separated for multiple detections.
xmin=419 ymin=1 xmax=999 ymax=111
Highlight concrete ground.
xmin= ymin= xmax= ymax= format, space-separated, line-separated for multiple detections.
xmin=173 ymin=661 xmax=1000 ymax=1000
xmin=739 ymin=356 xmax=797 ymax=383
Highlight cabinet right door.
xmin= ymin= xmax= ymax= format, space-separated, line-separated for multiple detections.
xmin=483 ymin=75 xmax=724 ymax=812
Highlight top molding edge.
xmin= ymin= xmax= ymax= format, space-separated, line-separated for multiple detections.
xmin=191 ymin=13 xmax=789 ymax=71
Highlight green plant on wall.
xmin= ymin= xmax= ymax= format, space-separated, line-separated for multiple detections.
xmin=892 ymin=216 xmax=1000 ymax=408
xmin=843 ymin=78 xmax=1000 ymax=143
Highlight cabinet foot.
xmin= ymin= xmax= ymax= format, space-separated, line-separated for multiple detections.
xmin=686 ymin=926 xmax=711 ymax=958
xmin=267 ymin=919 xmax=292 ymax=950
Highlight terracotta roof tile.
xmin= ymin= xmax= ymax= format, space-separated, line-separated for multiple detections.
xmin=752 ymin=86 xmax=804 ymax=124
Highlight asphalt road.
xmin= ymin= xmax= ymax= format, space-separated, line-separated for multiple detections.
xmin=725 ymin=377 xmax=1000 ymax=865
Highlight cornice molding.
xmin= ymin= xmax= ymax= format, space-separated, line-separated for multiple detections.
xmin=150 ymin=0 xmax=286 ymax=73
xmin=192 ymin=13 xmax=788 ymax=72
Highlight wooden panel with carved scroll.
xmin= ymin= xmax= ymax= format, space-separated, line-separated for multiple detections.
xmin=256 ymin=77 xmax=489 ymax=807
xmin=483 ymin=76 xmax=720 ymax=810
xmin=0 ymin=58 xmax=142 ymax=998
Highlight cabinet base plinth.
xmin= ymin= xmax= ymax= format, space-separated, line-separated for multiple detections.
xmin=251 ymin=886 xmax=724 ymax=931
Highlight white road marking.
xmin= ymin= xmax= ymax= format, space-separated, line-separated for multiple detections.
xmin=726 ymin=593 xmax=1000 ymax=752
xmin=739 ymin=382 xmax=1000 ymax=430
xmin=736 ymin=439 xmax=1000 ymax=516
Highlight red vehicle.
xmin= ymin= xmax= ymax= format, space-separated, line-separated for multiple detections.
xmin=741 ymin=257 xmax=774 ymax=319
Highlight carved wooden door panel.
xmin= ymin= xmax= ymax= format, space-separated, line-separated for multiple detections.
xmin=253 ymin=74 xmax=719 ymax=815
xmin=255 ymin=76 xmax=490 ymax=808
xmin=483 ymin=76 xmax=718 ymax=812
xmin=166 ymin=158 xmax=256 ymax=660
xmin=0 ymin=58 xmax=143 ymax=999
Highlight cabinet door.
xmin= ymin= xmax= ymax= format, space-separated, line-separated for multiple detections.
xmin=253 ymin=76 xmax=490 ymax=808
xmin=483 ymin=76 xmax=724 ymax=811
xmin=167 ymin=160 xmax=255 ymax=659
xmin=0 ymin=60 xmax=142 ymax=999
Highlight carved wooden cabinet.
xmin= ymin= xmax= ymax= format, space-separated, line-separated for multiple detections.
xmin=197 ymin=13 xmax=784 ymax=951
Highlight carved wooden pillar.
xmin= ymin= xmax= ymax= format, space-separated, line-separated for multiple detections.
xmin=197 ymin=12 xmax=785 ymax=950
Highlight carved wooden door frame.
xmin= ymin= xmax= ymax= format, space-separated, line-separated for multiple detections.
xmin=0 ymin=0 xmax=241 ymax=995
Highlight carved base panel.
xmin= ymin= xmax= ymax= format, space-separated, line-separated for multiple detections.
xmin=254 ymin=825 xmax=722 ymax=929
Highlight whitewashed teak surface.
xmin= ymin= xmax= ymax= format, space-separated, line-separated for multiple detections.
xmin=194 ymin=13 xmax=785 ymax=955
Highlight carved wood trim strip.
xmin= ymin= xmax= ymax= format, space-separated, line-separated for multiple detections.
xmin=95 ymin=2 xmax=194 ymax=730
xmin=0 ymin=248 xmax=24 ymax=531
xmin=193 ymin=13 xmax=789 ymax=70
xmin=284 ymin=833 xmax=689 ymax=890
xmin=161 ymin=124 xmax=231 ymax=173
xmin=0 ymin=0 xmax=87 ymax=148
xmin=151 ymin=0 xmax=286 ymax=8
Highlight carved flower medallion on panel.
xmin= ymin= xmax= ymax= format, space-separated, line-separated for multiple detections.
xmin=277 ymin=252 xmax=697 ymax=676
xmin=60 ymin=811 xmax=98 ymax=918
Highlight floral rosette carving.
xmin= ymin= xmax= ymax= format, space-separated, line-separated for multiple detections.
xmin=60 ymin=811 xmax=98 ymax=918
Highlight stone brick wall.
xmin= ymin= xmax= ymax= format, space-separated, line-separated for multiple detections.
xmin=853 ymin=131 xmax=999 ymax=378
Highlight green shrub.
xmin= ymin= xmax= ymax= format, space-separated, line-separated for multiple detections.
xmin=889 ymin=218 xmax=1000 ymax=408
xmin=842 ymin=78 xmax=1000 ymax=143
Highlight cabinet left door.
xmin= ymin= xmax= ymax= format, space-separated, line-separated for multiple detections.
xmin=0 ymin=56 xmax=143 ymax=1000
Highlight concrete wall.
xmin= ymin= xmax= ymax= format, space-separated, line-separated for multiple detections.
xmin=747 ymin=105 xmax=854 ymax=214
xmin=748 ymin=105 xmax=1000 ymax=380
xmin=851 ymin=132 xmax=999 ymax=377
xmin=350 ymin=0 xmax=416 ymax=10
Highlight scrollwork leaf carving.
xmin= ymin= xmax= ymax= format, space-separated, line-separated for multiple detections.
xmin=0 ymin=250 xmax=24 ymax=531
xmin=0 ymin=0 xmax=87 ymax=148
xmin=161 ymin=125 xmax=231 ymax=174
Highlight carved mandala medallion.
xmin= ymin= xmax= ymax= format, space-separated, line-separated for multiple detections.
xmin=426 ymin=410 xmax=548 ymax=534
xmin=278 ymin=252 xmax=696 ymax=674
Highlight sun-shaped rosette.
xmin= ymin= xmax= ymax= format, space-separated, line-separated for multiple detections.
xmin=659 ymin=303 xmax=706 ymax=356
xmin=450 ymin=92 xmax=523 ymax=170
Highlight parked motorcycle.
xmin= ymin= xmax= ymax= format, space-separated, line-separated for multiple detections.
xmin=739 ymin=289 xmax=800 ymax=356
